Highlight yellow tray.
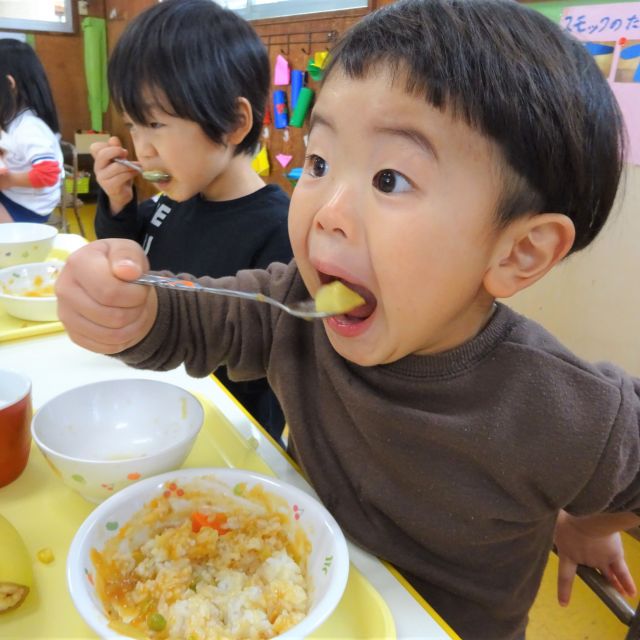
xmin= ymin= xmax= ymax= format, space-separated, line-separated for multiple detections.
xmin=0 ymin=234 xmax=89 ymax=344
xmin=0 ymin=306 xmax=63 ymax=343
xmin=0 ymin=394 xmax=396 ymax=639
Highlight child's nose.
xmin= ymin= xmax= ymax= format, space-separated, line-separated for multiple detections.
xmin=314 ymin=185 xmax=359 ymax=239
xmin=137 ymin=143 xmax=157 ymax=160
xmin=132 ymin=133 xmax=157 ymax=159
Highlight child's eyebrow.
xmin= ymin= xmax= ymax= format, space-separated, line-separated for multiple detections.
xmin=309 ymin=111 xmax=333 ymax=132
xmin=373 ymin=126 xmax=438 ymax=160
xmin=310 ymin=112 xmax=437 ymax=160
xmin=140 ymin=101 xmax=164 ymax=115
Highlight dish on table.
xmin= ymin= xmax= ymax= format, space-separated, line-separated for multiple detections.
xmin=0 ymin=222 xmax=57 ymax=269
xmin=32 ymin=379 xmax=204 ymax=503
xmin=67 ymin=468 xmax=349 ymax=640
xmin=0 ymin=260 xmax=62 ymax=321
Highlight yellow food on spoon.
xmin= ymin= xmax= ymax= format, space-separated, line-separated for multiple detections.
xmin=314 ymin=281 xmax=365 ymax=314
xmin=0 ymin=514 xmax=33 ymax=613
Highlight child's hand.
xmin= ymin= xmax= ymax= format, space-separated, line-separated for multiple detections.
xmin=90 ymin=136 xmax=138 ymax=215
xmin=55 ymin=239 xmax=158 ymax=355
xmin=554 ymin=509 xmax=637 ymax=606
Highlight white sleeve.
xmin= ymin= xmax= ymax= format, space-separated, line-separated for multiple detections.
xmin=14 ymin=116 xmax=62 ymax=167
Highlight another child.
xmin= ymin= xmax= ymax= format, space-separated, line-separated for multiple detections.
xmin=0 ymin=39 xmax=63 ymax=223
xmin=55 ymin=1 xmax=640 ymax=638
xmin=91 ymin=0 xmax=292 ymax=442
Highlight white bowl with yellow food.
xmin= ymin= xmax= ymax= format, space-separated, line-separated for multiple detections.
xmin=32 ymin=379 xmax=204 ymax=503
xmin=67 ymin=468 xmax=349 ymax=640
xmin=0 ymin=260 xmax=62 ymax=321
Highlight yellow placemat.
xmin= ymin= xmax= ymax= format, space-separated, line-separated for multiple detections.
xmin=0 ymin=233 xmax=89 ymax=343
xmin=0 ymin=306 xmax=63 ymax=343
xmin=0 ymin=394 xmax=396 ymax=639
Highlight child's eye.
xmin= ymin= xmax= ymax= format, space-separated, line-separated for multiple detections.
xmin=148 ymin=122 xmax=164 ymax=130
xmin=373 ymin=169 xmax=412 ymax=194
xmin=304 ymin=154 xmax=328 ymax=178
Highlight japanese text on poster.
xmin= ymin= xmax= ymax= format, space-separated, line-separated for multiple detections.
xmin=562 ymin=2 xmax=640 ymax=164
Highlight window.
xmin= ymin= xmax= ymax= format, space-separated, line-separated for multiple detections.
xmin=214 ymin=0 xmax=368 ymax=20
xmin=0 ymin=0 xmax=74 ymax=34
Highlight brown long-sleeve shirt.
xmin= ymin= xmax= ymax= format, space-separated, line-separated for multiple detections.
xmin=119 ymin=260 xmax=640 ymax=639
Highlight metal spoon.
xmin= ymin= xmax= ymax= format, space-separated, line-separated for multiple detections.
xmin=133 ymin=274 xmax=365 ymax=320
xmin=113 ymin=158 xmax=170 ymax=183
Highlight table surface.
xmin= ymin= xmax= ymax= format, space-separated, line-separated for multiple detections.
xmin=0 ymin=332 xmax=457 ymax=639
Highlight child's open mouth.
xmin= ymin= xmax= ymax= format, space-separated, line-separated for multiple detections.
xmin=318 ymin=274 xmax=377 ymax=325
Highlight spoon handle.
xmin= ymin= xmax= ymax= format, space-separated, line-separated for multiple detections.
xmin=113 ymin=158 xmax=142 ymax=173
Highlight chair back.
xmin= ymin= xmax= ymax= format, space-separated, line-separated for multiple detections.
xmin=49 ymin=141 xmax=85 ymax=236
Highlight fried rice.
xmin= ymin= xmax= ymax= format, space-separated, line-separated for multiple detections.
xmin=91 ymin=476 xmax=311 ymax=639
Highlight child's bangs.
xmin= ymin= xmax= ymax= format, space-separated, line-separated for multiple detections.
xmin=109 ymin=51 xmax=181 ymax=124
xmin=325 ymin=22 xmax=486 ymax=135
xmin=327 ymin=52 xmax=468 ymax=129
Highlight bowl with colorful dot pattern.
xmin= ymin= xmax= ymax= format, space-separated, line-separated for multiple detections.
xmin=67 ymin=468 xmax=349 ymax=640
xmin=0 ymin=222 xmax=58 ymax=269
xmin=31 ymin=379 xmax=204 ymax=503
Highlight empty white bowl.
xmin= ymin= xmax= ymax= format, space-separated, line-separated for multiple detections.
xmin=31 ymin=379 xmax=204 ymax=503
xmin=0 ymin=222 xmax=57 ymax=268
xmin=0 ymin=260 xmax=62 ymax=322
xmin=67 ymin=468 xmax=349 ymax=640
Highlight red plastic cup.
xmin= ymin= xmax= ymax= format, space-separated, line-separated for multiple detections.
xmin=0 ymin=370 xmax=32 ymax=487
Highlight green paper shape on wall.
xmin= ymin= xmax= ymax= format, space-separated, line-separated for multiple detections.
xmin=82 ymin=17 xmax=109 ymax=132
xmin=290 ymin=87 xmax=314 ymax=128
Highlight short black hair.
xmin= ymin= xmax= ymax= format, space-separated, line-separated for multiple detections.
xmin=325 ymin=0 xmax=626 ymax=253
xmin=108 ymin=0 xmax=270 ymax=156
xmin=0 ymin=39 xmax=59 ymax=133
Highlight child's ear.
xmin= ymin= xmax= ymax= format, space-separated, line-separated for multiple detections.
xmin=227 ymin=97 xmax=253 ymax=146
xmin=483 ymin=213 xmax=575 ymax=298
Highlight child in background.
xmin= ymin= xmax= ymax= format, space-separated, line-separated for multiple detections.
xmin=55 ymin=1 xmax=640 ymax=638
xmin=91 ymin=0 xmax=292 ymax=443
xmin=0 ymin=39 xmax=63 ymax=223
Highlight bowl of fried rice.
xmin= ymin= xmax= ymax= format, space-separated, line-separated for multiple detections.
xmin=67 ymin=468 xmax=349 ymax=640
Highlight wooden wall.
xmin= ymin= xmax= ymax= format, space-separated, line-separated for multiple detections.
xmin=249 ymin=10 xmax=367 ymax=194
xmin=33 ymin=0 xmax=106 ymax=143
xmin=249 ymin=1 xmax=395 ymax=193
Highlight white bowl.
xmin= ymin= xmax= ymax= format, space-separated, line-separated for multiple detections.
xmin=67 ymin=468 xmax=349 ymax=640
xmin=0 ymin=222 xmax=57 ymax=268
xmin=31 ymin=379 xmax=204 ymax=503
xmin=0 ymin=260 xmax=62 ymax=321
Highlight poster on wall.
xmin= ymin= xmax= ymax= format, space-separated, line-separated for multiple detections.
xmin=561 ymin=2 xmax=640 ymax=165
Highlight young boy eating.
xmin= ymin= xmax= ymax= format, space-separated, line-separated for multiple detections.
xmin=55 ymin=1 xmax=639 ymax=638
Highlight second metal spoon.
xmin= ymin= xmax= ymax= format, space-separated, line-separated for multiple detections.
xmin=113 ymin=158 xmax=170 ymax=183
